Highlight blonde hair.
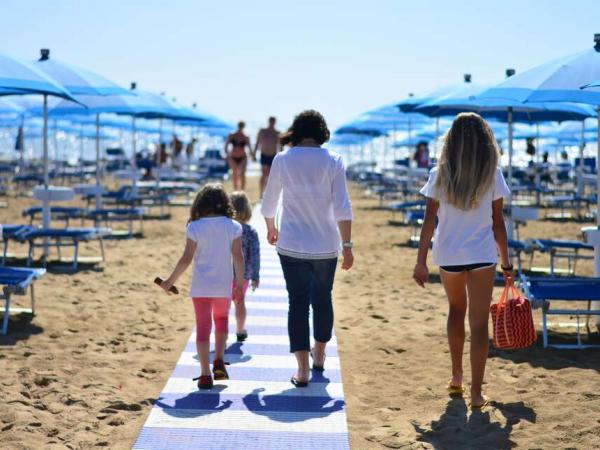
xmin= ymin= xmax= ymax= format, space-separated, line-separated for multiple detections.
xmin=230 ymin=191 xmax=252 ymax=223
xmin=434 ymin=113 xmax=499 ymax=210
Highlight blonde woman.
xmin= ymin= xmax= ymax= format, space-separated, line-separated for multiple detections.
xmin=412 ymin=113 xmax=512 ymax=409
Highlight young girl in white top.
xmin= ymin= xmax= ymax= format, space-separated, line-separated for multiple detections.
xmin=161 ymin=184 xmax=245 ymax=390
xmin=413 ymin=113 xmax=511 ymax=409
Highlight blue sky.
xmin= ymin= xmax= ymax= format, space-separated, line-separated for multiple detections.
xmin=1 ymin=0 xmax=600 ymax=133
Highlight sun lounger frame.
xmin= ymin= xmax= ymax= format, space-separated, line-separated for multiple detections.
xmin=1 ymin=267 xmax=45 ymax=335
xmin=521 ymin=276 xmax=600 ymax=349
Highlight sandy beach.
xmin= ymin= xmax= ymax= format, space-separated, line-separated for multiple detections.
xmin=1 ymin=177 xmax=600 ymax=450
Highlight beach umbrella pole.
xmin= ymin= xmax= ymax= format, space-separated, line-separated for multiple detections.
xmin=42 ymin=94 xmax=50 ymax=257
xmin=507 ymin=107 xmax=514 ymax=240
xmin=578 ymin=121 xmax=585 ymax=196
xmin=131 ymin=116 xmax=138 ymax=198
xmin=585 ymin=107 xmax=600 ymax=329
xmin=95 ymin=113 xmax=102 ymax=209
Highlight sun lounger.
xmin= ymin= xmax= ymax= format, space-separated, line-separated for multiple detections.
xmin=22 ymin=206 xmax=86 ymax=227
xmin=387 ymin=199 xmax=426 ymax=222
xmin=14 ymin=227 xmax=111 ymax=270
xmin=0 ymin=266 xmax=45 ymax=334
xmin=1 ymin=225 xmax=35 ymax=264
xmin=85 ymin=208 xmax=145 ymax=237
xmin=520 ymin=276 xmax=600 ymax=349
xmin=529 ymin=239 xmax=594 ymax=276
xmin=508 ymin=239 xmax=533 ymax=273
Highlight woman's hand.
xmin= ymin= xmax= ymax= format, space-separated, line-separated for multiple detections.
xmin=413 ymin=262 xmax=429 ymax=288
xmin=267 ymin=227 xmax=278 ymax=245
xmin=251 ymin=279 xmax=259 ymax=291
xmin=341 ymin=248 xmax=354 ymax=270
xmin=160 ymin=278 xmax=174 ymax=294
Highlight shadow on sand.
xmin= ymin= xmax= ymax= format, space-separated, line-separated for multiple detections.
xmin=413 ymin=397 xmax=536 ymax=449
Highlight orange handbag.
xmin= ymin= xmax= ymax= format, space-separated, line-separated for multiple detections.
xmin=490 ymin=282 xmax=537 ymax=349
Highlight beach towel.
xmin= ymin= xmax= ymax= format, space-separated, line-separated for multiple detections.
xmin=490 ymin=282 xmax=536 ymax=349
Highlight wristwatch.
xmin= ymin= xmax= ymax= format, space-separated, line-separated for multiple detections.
xmin=342 ymin=241 xmax=353 ymax=249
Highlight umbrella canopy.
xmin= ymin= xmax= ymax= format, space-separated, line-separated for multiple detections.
xmin=0 ymin=51 xmax=73 ymax=99
xmin=0 ymin=97 xmax=24 ymax=115
xmin=478 ymin=37 xmax=600 ymax=105
xmin=397 ymin=74 xmax=476 ymax=112
xmin=33 ymin=49 xmax=131 ymax=97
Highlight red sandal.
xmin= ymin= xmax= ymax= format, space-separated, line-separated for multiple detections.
xmin=212 ymin=359 xmax=229 ymax=380
xmin=193 ymin=375 xmax=213 ymax=390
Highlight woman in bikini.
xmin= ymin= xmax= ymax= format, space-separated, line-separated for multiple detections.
xmin=224 ymin=122 xmax=251 ymax=191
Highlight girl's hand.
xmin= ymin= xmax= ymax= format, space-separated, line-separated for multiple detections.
xmin=502 ymin=265 xmax=515 ymax=285
xmin=233 ymin=282 xmax=245 ymax=304
xmin=413 ymin=262 xmax=429 ymax=288
xmin=267 ymin=227 xmax=278 ymax=245
xmin=160 ymin=279 xmax=174 ymax=294
xmin=341 ymin=248 xmax=354 ymax=270
xmin=251 ymin=279 xmax=259 ymax=291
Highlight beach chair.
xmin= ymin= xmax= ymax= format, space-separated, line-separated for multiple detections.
xmin=22 ymin=206 xmax=85 ymax=227
xmin=0 ymin=266 xmax=45 ymax=334
xmin=508 ymin=239 xmax=532 ymax=273
xmin=387 ymin=199 xmax=426 ymax=223
xmin=406 ymin=210 xmax=425 ymax=246
xmin=528 ymin=239 xmax=594 ymax=276
xmin=520 ymin=276 xmax=600 ymax=349
xmin=86 ymin=207 xmax=145 ymax=237
xmin=16 ymin=227 xmax=111 ymax=270
xmin=1 ymin=225 xmax=35 ymax=264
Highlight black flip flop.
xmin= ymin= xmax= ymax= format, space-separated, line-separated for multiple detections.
xmin=290 ymin=376 xmax=308 ymax=388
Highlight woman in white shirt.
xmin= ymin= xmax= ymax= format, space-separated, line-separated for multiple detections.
xmin=413 ymin=113 xmax=511 ymax=409
xmin=261 ymin=110 xmax=354 ymax=387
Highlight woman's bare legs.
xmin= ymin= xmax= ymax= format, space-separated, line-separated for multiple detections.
xmin=240 ymin=158 xmax=247 ymax=191
xmin=466 ymin=266 xmax=495 ymax=406
xmin=294 ymin=350 xmax=310 ymax=382
xmin=312 ymin=340 xmax=326 ymax=367
xmin=227 ymin=156 xmax=241 ymax=191
xmin=440 ymin=270 xmax=468 ymax=387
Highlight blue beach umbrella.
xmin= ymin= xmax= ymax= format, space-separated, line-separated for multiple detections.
xmin=33 ymin=49 xmax=131 ymax=97
xmin=397 ymin=74 xmax=477 ymax=112
xmin=478 ymin=35 xmax=600 ymax=224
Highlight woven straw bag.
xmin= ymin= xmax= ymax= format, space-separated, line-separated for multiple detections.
xmin=490 ymin=282 xmax=537 ymax=349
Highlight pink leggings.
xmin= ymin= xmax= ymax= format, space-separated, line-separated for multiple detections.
xmin=192 ymin=297 xmax=231 ymax=343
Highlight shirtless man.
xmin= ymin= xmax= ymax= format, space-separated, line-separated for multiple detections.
xmin=253 ymin=116 xmax=280 ymax=197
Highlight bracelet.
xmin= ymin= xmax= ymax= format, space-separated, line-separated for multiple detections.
xmin=501 ymin=265 xmax=514 ymax=271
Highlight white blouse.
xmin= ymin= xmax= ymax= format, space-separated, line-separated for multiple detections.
xmin=261 ymin=147 xmax=353 ymax=259
xmin=420 ymin=167 xmax=510 ymax=266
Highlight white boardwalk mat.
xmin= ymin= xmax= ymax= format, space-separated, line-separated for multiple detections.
xmin=133 ymin=211 xmax=350 ymax=449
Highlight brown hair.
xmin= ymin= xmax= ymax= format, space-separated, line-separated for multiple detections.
xmin=189 ymin=183 xmax=234 ymax=222
xmin=435 ymin=113 xmax=499 ymax=210
xmin=285 ymin=109 xmax=330 ymax=146
xmin=230 ymin=191 xmax=252 ymax=223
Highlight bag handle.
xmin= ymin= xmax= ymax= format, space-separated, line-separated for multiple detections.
xmin=494 ymin=281 xmax=512 ymax=346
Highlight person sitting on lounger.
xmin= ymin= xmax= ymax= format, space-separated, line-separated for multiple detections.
xmin=160 ymin=184 xmax=245 ymax=390
xmin=230 ymin=191 xmax=260 ymax=343
xmin=412 ymin=112 xmax=512 ymax=410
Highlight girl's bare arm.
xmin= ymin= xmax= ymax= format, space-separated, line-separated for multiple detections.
xmin=162 ymin=238 xmax=196 ymax=292
xmin=232 ymin=237 xmax=245 ymax=287
xmin=492 ymin=198 xmax=510 ymax=268
xmin=413 ymin=198 xmax=439 ymax=287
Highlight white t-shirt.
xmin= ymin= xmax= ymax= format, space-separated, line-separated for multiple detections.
xmin=260 ymin=147 xmax=353 ymax=259
xmin=420 ymin=167 xmax=510 ymax=266
xmin=186 ymin=216 xmax=242 ymax=298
